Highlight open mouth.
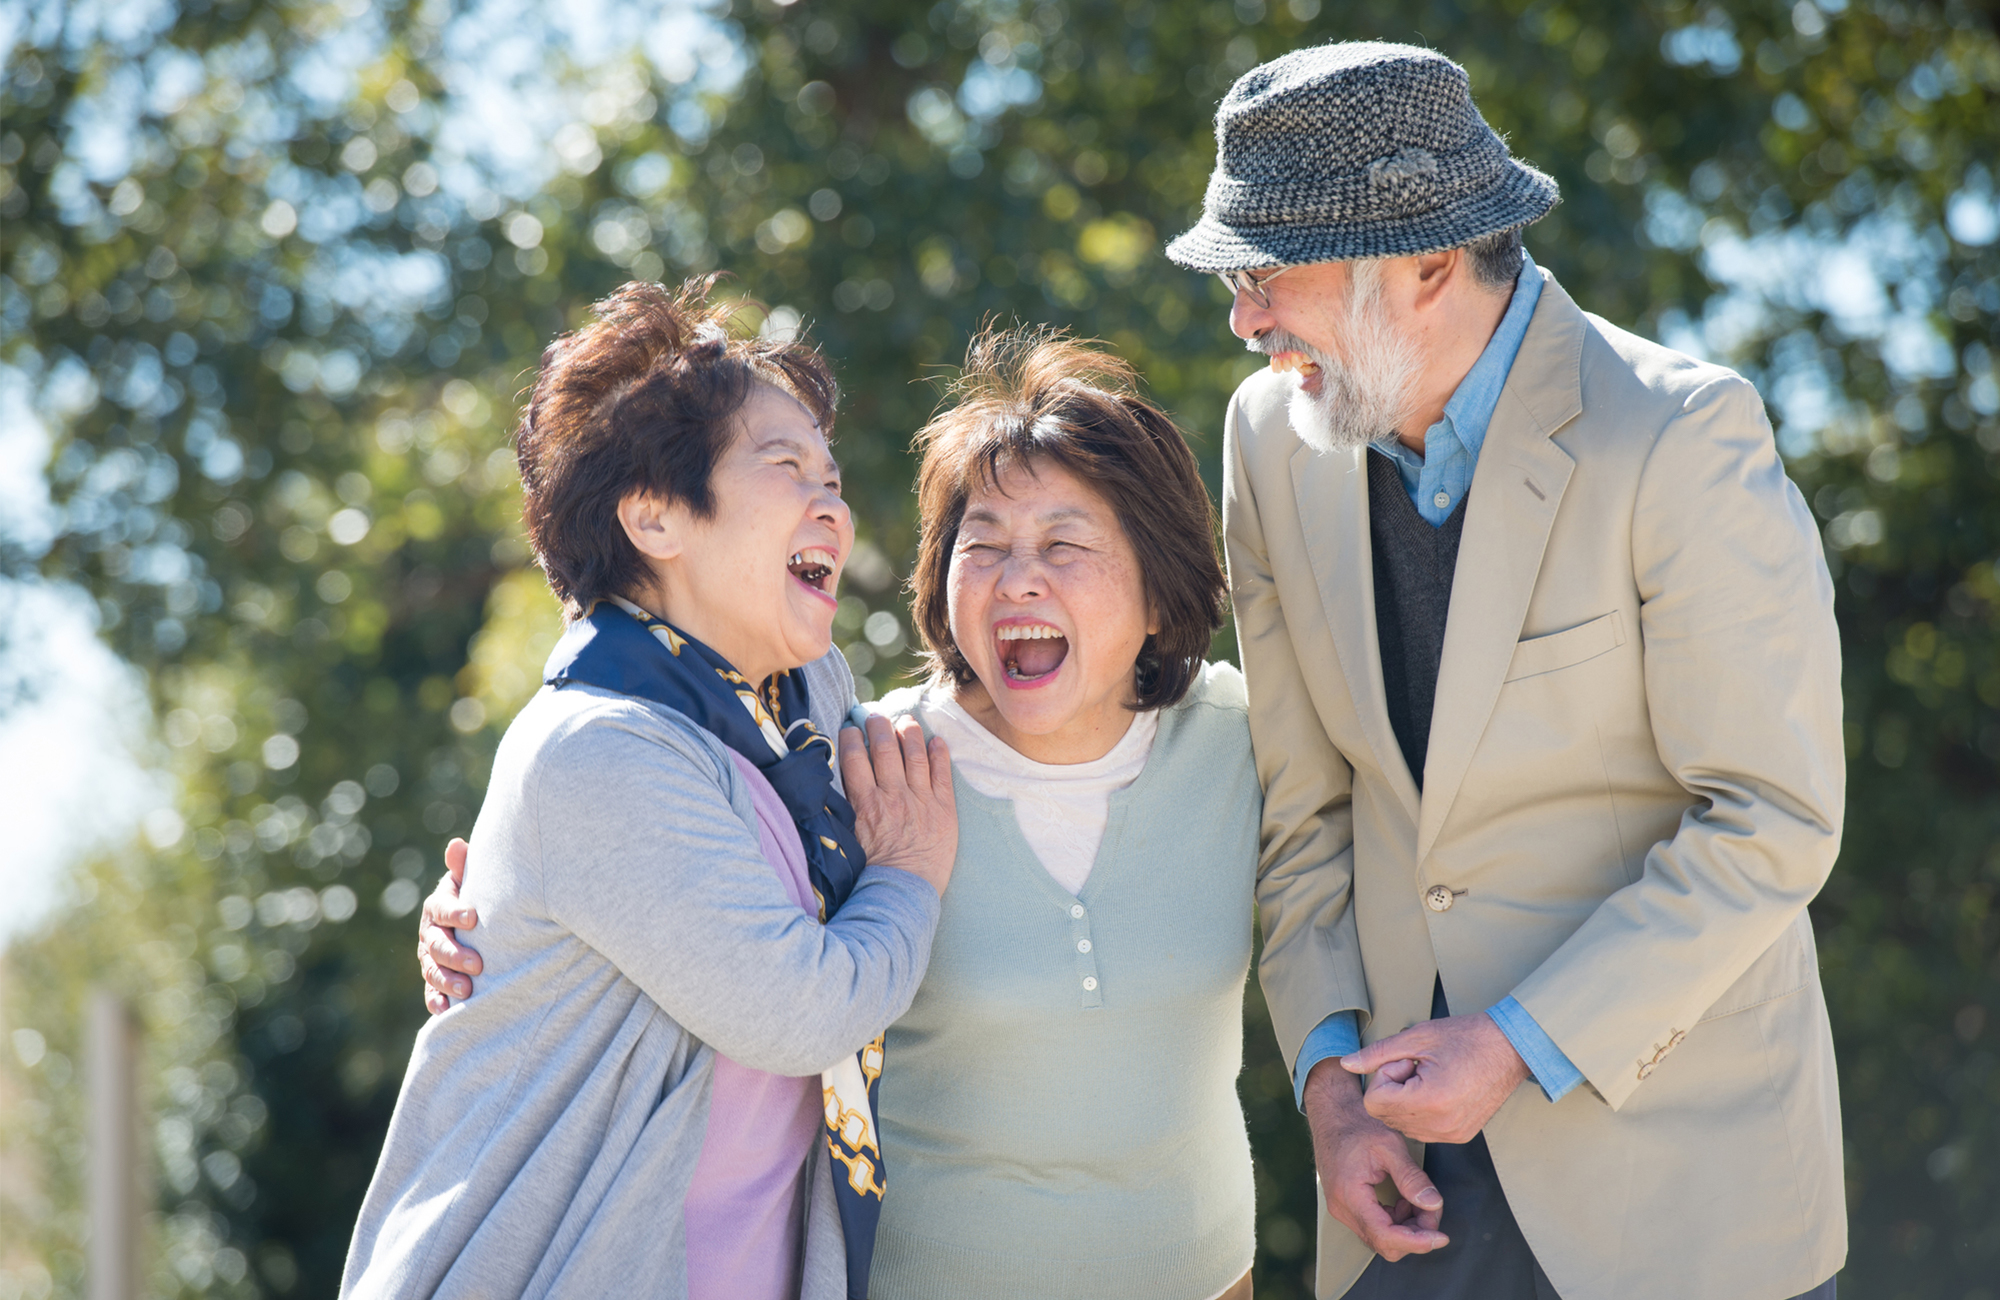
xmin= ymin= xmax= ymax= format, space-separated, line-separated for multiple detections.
xmin=788 ymin=547 xmax=838 ymax=599
xmin=1268 ymin=349 xmax=1322 ymax=378
xmin=996 ymin=621 xmax=1069 ymax=686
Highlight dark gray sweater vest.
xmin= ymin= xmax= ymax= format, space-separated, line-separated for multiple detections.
xmin=1367 ymin=451 xmax=1468 ymax=790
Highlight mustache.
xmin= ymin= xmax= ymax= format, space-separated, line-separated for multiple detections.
xmin=1246 ymin=328 xmax=1329 ymax=362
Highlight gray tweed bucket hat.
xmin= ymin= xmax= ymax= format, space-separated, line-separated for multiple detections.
xmin=1165 ymin=41 xmax=1559 ymax=273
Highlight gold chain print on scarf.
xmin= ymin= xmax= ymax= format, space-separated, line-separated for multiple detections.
xmin=823 ymin=1033 xmax=888 ymax=1197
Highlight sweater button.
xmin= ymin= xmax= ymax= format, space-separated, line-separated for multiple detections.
xmin=1070 ymin=904 xmax=1085 ymax=919
xmin=1082 ymin=976 xmax=1098 ymax=991
xmin=1076 ymin=939 xmax=1092 ymax=953
xmin=1424 ymin=885 xmax=1454 ymax=912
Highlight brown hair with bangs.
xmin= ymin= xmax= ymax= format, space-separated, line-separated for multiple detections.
xmin=514 ymin=276 xmax=838 ymax=619
xmin=909 ymin=328 xmax=1226 ymax=711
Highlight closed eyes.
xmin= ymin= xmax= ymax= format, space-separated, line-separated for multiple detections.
xmin=958 ymin=538 xmax=1087 ymax=556
xmin=770 ymin=454 xmax=840 ymax=489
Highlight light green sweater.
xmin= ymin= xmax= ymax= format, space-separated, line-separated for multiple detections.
xmin=868 ymin=662 xmax=1260 ymax=1300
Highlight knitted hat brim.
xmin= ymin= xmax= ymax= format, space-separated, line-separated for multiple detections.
xmin=1164 ymin=157 xmax=1559 ymax=273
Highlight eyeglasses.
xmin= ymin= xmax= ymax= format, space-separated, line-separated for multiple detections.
xmin=1216 ymin=264 xmax=1294 ymax=309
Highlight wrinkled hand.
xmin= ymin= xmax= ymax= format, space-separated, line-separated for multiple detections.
xmin=1341 ymin=1013 xmax=1532 ymax=1145
xmin=1303 ymin=1060 xmax=1449 ymax=1262
xmin=839 ymin=714 xmax=956 ymax=897
xmin=418 ymin=837 xmax=484 ymax=1015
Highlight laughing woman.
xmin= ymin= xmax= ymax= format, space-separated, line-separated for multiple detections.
xmin=422 ymin=331 xmax=1262 ymax=1300
xmin=341 ymin=280 xmax=956 ymax=1300
xmin=862 ymin=333 xmax=1260 ymax=1300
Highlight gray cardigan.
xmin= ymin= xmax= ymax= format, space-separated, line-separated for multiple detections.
xmin=341 ymin=650 xmax=936 ymax=1300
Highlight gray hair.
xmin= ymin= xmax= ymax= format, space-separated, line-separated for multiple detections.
xmin=1464 ymin=226 xmax=1525 ymax=291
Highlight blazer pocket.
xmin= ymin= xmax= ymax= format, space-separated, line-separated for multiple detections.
xmin=1504 ymin=610 xmax=1627 ymax=683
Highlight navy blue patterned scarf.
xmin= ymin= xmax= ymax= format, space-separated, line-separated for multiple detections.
xmin=544 ymin=598 xmax=886 ymax=1300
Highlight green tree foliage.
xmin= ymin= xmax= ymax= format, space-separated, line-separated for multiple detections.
xmin=2 ymin=0 xmax=1995 ymax=1296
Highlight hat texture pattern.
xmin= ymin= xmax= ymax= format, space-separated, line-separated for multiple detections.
xmin=1166 ymin=42 xmax=1559 ymax=272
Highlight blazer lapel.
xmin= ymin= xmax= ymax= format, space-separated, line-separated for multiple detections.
xmin=1290 ymin=440 xmax=1422 ymax=825
xmin=1417 ymin=273 xmax=1588 ymax=861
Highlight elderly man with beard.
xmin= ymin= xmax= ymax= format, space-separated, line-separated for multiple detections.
xmin=1167 ymin=42 xmax=1846 ymax=1300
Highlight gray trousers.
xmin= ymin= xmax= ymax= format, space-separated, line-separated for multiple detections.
xmin=1343 ymin=983 xmax=1838 ymax=1300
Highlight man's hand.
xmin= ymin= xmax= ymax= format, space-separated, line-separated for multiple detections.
xmin=1303 ymin=1059 xmax=1449 ymax=1262
xmin=1341 ymin=1013 xmax=1532 ymax=1145
xmin=839 ymin=715 xmax=956 ymax=897
xmin=418 ymin=837 xmax=483 ymax=1015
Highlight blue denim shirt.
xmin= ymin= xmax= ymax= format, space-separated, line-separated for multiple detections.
xmin=1289 ymin=255 xmax=1585 ymax=1110
xmin=1369 ymin=252 xmax=1543 ymax=524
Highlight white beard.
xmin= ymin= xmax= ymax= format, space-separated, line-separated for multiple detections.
xmin=1249 ymin=262 xmax=1421 ymax=455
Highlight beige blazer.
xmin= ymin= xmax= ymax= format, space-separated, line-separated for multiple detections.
xmin=1224 ymin=271 xmax=1846 ymax=1300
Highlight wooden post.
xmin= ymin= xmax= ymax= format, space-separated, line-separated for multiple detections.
xmin=87 ymin=990 xmax=139 ymax=1300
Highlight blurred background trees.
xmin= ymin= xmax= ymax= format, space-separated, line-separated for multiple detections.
xmin=1 ymin=0 xmax=1995 ymax=1296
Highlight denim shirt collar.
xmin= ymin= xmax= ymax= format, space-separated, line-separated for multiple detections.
xmin=1437 ymin=249 xmax=1542 ymax=461
xmin=1371 ymin=252 xmax=1544 ymax=519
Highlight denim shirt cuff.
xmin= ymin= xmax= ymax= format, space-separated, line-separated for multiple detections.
xmin=1487 ymin=996 xmax=1585 ymax=1102
xmin=1290 ymin=1011 xmax=1364 ymax=1112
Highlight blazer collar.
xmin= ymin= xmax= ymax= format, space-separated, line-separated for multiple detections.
xmin=1289 ymin=439 xmax=1423 ymax=826
xmin=1490 ymin=267 xmax=1585 ymax=439
xmin=1415 ymin=270 xmax=1588 ymax=859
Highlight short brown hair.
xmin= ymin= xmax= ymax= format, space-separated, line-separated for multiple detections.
xmin=909 ymin=329 xmax=1225 ymax=711
xmin=514 ymin=277 xmax=838 ymax=618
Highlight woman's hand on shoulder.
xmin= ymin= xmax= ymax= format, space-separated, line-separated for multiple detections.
xmin=419 ymin=837 xmax=485 ymax=1014
xmin=838 ymin=714 xmax=957 ymax=897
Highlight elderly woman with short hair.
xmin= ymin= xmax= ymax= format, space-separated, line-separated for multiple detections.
xmin=423 ymin=328 xmax=1265 ymax=1300
xmin=341 ymin=279 xmax=956 ymax=1300
xmin=866 ymin=331 xmax=1261 ymax=1300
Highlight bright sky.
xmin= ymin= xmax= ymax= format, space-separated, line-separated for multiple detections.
xmin=0 ymin=396 xmax=170 ymax=941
